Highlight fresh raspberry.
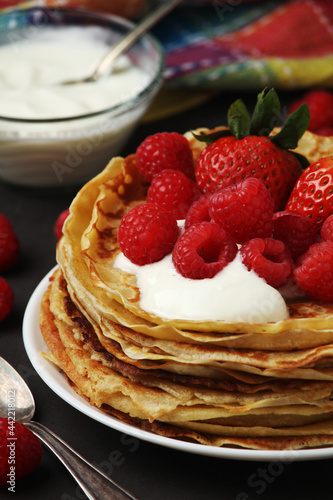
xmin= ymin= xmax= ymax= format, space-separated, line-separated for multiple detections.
xmin=0 ymin=214 xmax=19 ymax=272
xmin=288 ymin=90 xmax=333 ymax=132
xmin=0 ymin=417 xmax=43 ymax=484
xmin=240 ymin=238 xmax=293 ymax=288
xmin=136 ymin=132 xmax=194 ymax=183
xmin=117 ymin=203 xmax=178 ymax=265
xmin=272 ymin=210 xmax=318 ymax=260
xmin=321 ymin=214 xmax=333 ymax=242
xmin=147 ymin=169 xmax=201 ymax=220
xmin=54 ymin=208 xmax=70 ymax=240
xmin=172 ymin=221 xmax=238 ymax=279
xmin=209 ymin=178 xmax=274 ymax=244
xmin=294 ymin=241 xmax=333 ymax=301
xmin=0 ymin=277 xmax=14 ymax=322
xmin=184 ymin=193 xmax=212 ymax=230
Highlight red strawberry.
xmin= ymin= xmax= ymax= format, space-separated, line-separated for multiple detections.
xmin=286 ymin=155 xmax=333 ymax=226
xmin=0 ymin=214 xmax=19 ymax=272
xmin=0 ymin=417 xmax=43 ymax=484
xmin=288 ymin=89 xmax=333 ymax=133
xmin=194 ymin=88 xmax=310 ymax=211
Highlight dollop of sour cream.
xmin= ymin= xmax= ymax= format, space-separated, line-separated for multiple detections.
xmin=114 ymin=251 xmax=289 ymax=323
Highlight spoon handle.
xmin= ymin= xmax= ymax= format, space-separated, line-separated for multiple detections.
xmin=89 ymin=0 xmax=183 ymax=81
xmin=26 ymin=421 xmax=137 ymax=500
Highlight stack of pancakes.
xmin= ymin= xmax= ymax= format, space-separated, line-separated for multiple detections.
xmin=40 ymin=129 xmax=333 ymax=450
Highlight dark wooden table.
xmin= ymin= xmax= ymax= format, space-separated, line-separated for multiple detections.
xmin=1 ymin=89 xmax=332 ymax=500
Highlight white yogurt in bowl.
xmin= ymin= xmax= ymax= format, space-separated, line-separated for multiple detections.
xmin=0 ymin=8 xmax=164 ymax=188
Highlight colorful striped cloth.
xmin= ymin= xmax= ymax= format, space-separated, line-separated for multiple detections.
xmin=151 ymin=0 xmax=333 ymax=91
xmin=0 ymin=0 xmax=332 ymax=91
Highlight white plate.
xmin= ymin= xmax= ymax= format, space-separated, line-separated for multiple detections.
xmin=23 ymin=268 xmax=333 ymax=461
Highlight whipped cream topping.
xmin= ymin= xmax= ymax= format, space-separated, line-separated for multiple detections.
xmin=114 ymin=251 xmax=289 ymax=323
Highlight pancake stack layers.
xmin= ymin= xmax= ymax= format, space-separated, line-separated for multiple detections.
xmin=40 ymin=129 xmax=333 ymax=450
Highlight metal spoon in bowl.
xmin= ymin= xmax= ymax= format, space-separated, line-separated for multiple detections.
xmin=0 ymin=356 xmax=137 ymax=500
xmin=63 ymin=0 xmax=182 ymax=85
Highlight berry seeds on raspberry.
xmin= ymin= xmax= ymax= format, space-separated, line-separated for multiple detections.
xmin=241 ymin=238 xmax=294 ymax=288
xmin=321 ymin=214 xmax=333 ymax=242
xmin=272 ymin=210 xmax=318 ymax=260
xmin=147 ymin=169 xmax=202 ymax=220
xmin=294 ymin=241 xmax=333 ymax=301
xmin=209 ymin=177 xmax=274 ymax=244
xmin=136 ymin=132 xmax=194 ymax=183
xmin=172 ymin=221 xmax=238 ymax=279
xmin=117 ymin=203 xmax=179 ymax=266
xmin=185 ymin=193 xmax=212 ymax=230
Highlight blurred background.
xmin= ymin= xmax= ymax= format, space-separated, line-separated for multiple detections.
xmin=1 ymin=0 xmax=332 ymax=121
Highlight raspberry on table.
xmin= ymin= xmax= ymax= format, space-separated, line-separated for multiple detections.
xmin=209 ymin=177 xmax=274 ymax=244
xmin=0 ymin=417 xmax=43 ymax=484
xmin=172 ymin=221 xmax=238 ymax=279
xmin=54 ymin=208 xmax=70 ymax=240
xmin=0 ymin=277 xmax=14 ymax=322
xmin=321 ymin=214 xmax=333 ymax=242
xmin=272 ymin=210 xmax=318 ymax=260
xmin=136 ymin=132 xmax=194 ymax=183
xmin=0 ymin=214 xmax=19 ymax=272
xmin=147 ymin=169 xmax=201 ymax=220
xmin=117 ymin=203 xmax=179 ymax=266
xmin=185 ymin=193 xmax=212 ymax=230
xmin=294 ymin=241 xmax=333 ymax=301
xmin=240 ymin=238 xmax=294 ymax=288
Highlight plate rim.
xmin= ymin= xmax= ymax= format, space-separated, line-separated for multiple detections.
xmin=22 ymin=266 xmax=333 ymax=462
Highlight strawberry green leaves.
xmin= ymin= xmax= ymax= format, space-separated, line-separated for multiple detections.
xmin=250 ymin=88 xmax=280 ymax=137
xmin=228 ymin=98 xmax=251 ymax=139
xmin=192 ymin=88 xmax=310 ymax=168
xmin=270 ymin=103 xmax=310 ymax=150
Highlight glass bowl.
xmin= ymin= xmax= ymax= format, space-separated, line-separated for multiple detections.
xmin=0 ymin=7 xmax=164 ymax=189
